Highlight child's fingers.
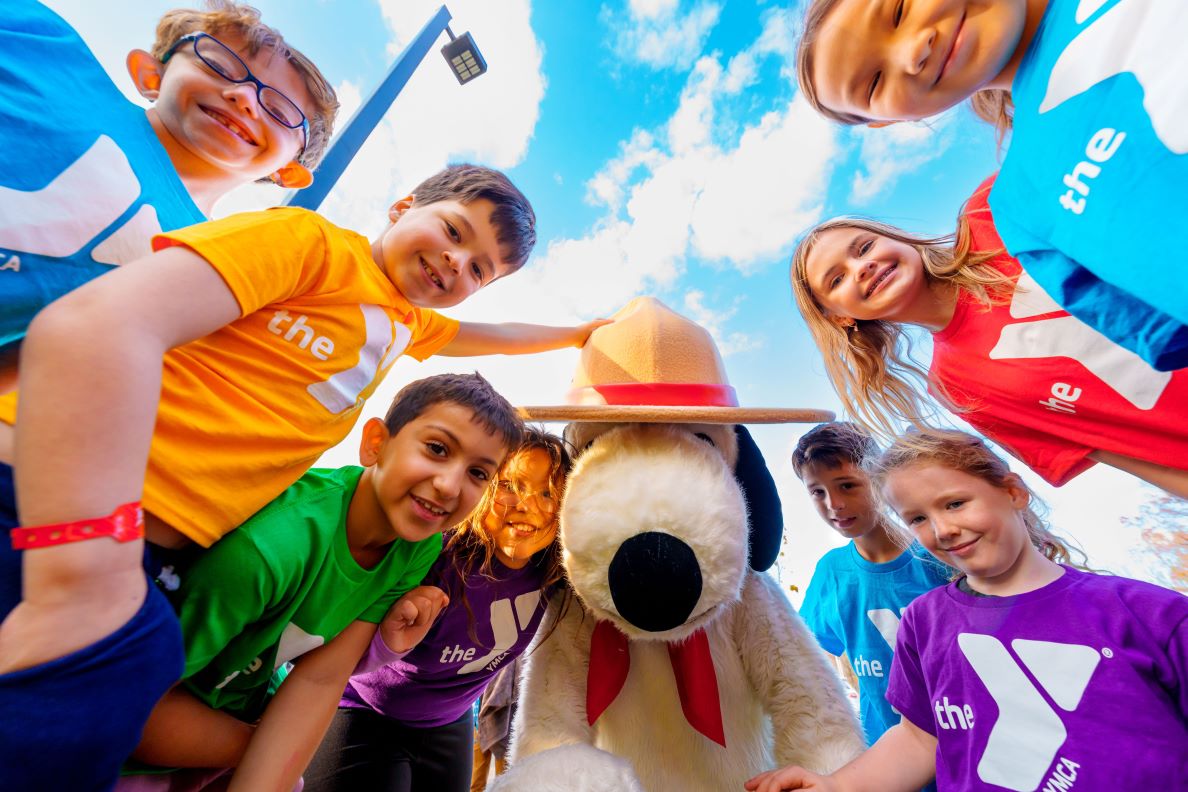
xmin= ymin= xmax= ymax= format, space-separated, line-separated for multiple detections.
xmin=744 ymin=767 xmax=812 ymax=792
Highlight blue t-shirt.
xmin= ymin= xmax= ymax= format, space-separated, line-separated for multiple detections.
xmin=0 ymin=0 xmax=204 ymax=354
xmin=989 ymin=0 xmax=1188 ymax=372
xmin=800 ymin=542 xmax=950 ymax=745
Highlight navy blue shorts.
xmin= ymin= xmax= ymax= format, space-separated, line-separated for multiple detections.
xmin=0 ymin=578 xmax=184 ymax=791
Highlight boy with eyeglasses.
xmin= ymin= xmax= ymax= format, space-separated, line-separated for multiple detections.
xmin=0 ymin=2 xmax=336 ymax=787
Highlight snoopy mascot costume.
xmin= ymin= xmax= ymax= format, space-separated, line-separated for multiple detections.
xmin=488 ymin=298 xmax=865 ymax=792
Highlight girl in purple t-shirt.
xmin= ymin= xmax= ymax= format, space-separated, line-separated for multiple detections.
xmin=304 ymin=428 xmax=571 ymax=792
xmin=747 ymin=429 xmax=1188 ymax=792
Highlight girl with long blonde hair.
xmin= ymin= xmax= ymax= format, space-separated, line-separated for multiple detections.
xmin=790 ymin=176 xmax=1188 ymax=499
xmin=746 ymin=428 xmax=1187 ymax=792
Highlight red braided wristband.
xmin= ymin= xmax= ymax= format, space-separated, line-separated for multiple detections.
xmin=11 ymin=502 xmax=144 ymax=549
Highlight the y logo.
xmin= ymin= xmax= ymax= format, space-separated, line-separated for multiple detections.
xmin=988 ymin=272 xmax=1172 ymax=409
xmin=306 ymin=305 xmax=413 ymax=414
xmin=456 ymin=591 xmax=542 ymax=674
xmin=1040 ymin=0 xmax=1188 ymax=153
xmin=958 ymin=633 xmax=1100 ymax=791
xmin=866 ymin=608 xmax=903 ymax=650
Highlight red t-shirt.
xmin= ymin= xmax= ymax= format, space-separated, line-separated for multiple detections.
xmin=928 ymin=176 xmax=1188 ymax=486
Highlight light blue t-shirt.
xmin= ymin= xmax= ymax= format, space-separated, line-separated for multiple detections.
xmin=989 ymin=0 xmax=1188 ymax=372
xmin=800 ymin=542 xmax=950 ymax=745
xmin=0 ymin=0 xmax=204 ymax=354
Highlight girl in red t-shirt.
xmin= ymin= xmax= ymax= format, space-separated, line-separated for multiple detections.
xmin=789 ymin=176 xmax=1188 ymax=499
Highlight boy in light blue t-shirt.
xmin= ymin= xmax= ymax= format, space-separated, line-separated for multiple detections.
xmin=793 ymin=423 xmax=949 ymax=761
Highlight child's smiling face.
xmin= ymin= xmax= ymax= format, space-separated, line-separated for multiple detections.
xmin=360 ymin=403 xmax=508 ymax=546
xmin=147 ymin=31 xmax=312 ymax=183
xmin=373 ymin=197 xmax=513 ymax=309
xmin=803 ymin=226 xmax=932 ymax=325
xmin=810 ymin=0 xmax=1029 ymax=122
xmin=482 ymin=447 xmax=562 ymax=569
xmin=883 ymin=462 xmax=1032 ymax=583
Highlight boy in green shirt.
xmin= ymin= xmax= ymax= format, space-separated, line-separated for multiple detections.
xmin=124 ymin=373 xmax=521 ymax=791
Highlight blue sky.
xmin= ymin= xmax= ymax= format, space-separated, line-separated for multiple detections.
xmin=45 ymin=0 xmax=1175 ymax=594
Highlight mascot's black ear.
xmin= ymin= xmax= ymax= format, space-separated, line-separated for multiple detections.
xmin=733 ymin=425 xmax=782 ymax=572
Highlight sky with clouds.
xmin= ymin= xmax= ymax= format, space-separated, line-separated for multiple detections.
xmin=43 ymin=0 xmax=1178 ymax=596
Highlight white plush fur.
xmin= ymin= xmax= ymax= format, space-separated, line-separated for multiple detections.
xmin=490 ymin=422 xmax=865 ymax=792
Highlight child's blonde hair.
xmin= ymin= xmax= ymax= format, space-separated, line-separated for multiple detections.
xmin=151 ymin=0 xmax=339 ymax=172
xmin=867 ymin=429 xmax=1088 ymax=570
xmin=794 ymin=0 xmax=1014 ymax=135
xmin=789 ymin=205 xmax=1013 ymax=438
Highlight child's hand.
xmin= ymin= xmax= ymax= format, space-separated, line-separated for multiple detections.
xmin=379 ymin=586 xmax=449 ymax=654
xmin=573 ymin=318 xmax=613 ymax=347
xmin=745 ymin=766 xmax=836 ymax=792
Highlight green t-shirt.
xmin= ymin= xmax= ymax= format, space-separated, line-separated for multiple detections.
xmin=178 ymin=466 xmax=441 ymax=721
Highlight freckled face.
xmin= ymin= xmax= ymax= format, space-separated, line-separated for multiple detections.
xmin=482 ymin=448 xmax=562 ymax=569
xmin=811 ymin=0 xmax=1029 ymax=122
xmin=375 ymin=197 xmax=513 ymax=309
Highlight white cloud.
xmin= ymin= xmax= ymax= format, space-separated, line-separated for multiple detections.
xmin=682 ymin=290 xmax=760 ymax=357
xmin=603 ymin=0 xmax=722 ymax=71
xmin=849 ymin=112 xmax=957 ymax=204
xmin=316 ymin=0 xmax=545 ymax=234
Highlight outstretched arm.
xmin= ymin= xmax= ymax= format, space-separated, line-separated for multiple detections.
xmin=745 ymin=718 xmax=936 ymax=792
xmin=734 ymin=573 xmax=865 ymax=773
xmin=228 ymin=619 xmax=378 ymax=792
xmin=438 ymin=319 xmax=610 ymax=357
xmin=1091 ymin=449 xmax=1188 ymax=500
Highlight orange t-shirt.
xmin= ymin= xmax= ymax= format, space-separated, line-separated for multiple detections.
xmin=138 ymin=207 xmax=458 ymax=545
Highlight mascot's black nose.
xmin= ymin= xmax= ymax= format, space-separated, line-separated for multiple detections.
xmin=608 ymin=531 xmax=702 ymax=632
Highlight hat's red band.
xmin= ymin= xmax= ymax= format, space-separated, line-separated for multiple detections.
xmin=572 ymin=382 xmax=739 ymax=408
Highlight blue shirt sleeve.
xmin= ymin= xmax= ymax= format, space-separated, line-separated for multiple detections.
xmin=799 ymin=556 xmax=844 ymax=656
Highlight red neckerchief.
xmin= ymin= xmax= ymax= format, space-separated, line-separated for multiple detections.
xmin=586 ymin=619 xmax=726 ymax=747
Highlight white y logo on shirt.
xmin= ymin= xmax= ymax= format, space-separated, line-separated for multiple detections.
xmin=456 ymin=590 xmax=541 ymax=675
xmin=988 ymin=272 xmax=1172 ymax=409
xmin=866 ymin=608 xmax=903 ymax=650
xmin=958 ymin=633 xmax=1100 ymax=791
xmin=1040 ymin=0 xmax=1188 ymax=153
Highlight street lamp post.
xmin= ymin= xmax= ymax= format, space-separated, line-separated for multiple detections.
xmin=285 ymin=4 xmax=488 ymax=211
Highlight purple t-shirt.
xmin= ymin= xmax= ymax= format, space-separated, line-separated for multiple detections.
xmin=886 ymin=567 xmax=1188 ymax=791
xmin=340 ymin=546 xmax=551 ymax=727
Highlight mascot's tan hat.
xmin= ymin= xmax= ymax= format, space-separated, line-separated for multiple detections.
xmin=521 ymin=296 xmax=833 ymax=424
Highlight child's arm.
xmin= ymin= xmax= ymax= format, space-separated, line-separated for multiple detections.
xmin=437 ymin=318 xmax=610 ymax=357
xmin=1090 ymin=450 xmax=1188 ymax=500
xmin=744 ymin=718 xmax=937 ymax=792
xmin=353 ymin=585 xmax=450 ymax=675
xmin=132 ymin=686 xmax=255 ymax=768
xmin=228 ymin=619 xmax=378 ymax=792
xmin=2 ymin=246 xmax=241 ymax=673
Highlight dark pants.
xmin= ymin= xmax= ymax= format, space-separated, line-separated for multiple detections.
xmin=304 ymin=707 xmax=475 ymax=792
xmin=0 ymin=463 xmax=186 ymax=791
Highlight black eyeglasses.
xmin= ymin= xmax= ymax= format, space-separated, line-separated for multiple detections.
xmin=162 ymin=32 xmax=309 ymax=154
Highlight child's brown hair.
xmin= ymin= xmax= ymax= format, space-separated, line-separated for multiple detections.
xmin=152 ymin=0 xmax=339 ymax=172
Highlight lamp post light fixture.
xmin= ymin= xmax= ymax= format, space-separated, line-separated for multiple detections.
xmin=441 ymin=24 xmax=487 ymax=85
xmin=285 ymin=5 xmax=487 ymax=211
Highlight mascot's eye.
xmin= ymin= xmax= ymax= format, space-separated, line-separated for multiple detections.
xmin=694 ymin=432 xmax=715 ymax=447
